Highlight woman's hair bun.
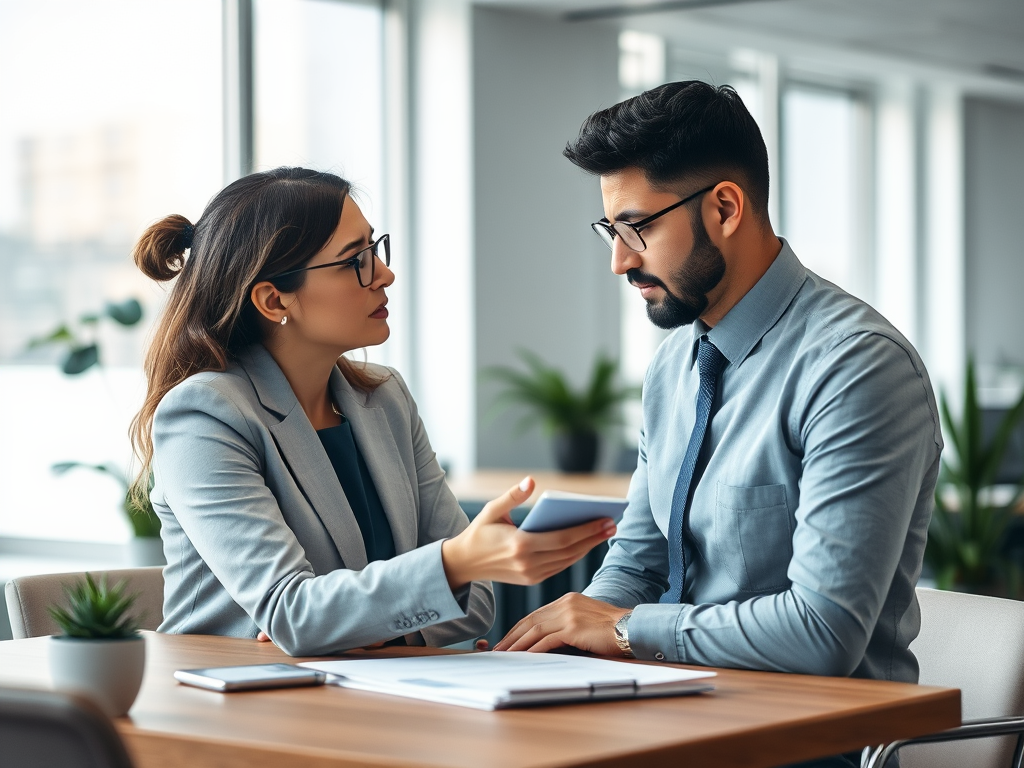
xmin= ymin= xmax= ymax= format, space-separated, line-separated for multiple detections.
xmin=133 ymin=214 xmax=195 ymax=282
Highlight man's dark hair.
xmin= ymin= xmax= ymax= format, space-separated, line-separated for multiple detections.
xmin=564 ymin=81 xmax=770 ymax=218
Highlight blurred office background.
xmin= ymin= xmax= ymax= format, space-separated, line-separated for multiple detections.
xmin=1 ymin=0 xmax=1023 ymax=625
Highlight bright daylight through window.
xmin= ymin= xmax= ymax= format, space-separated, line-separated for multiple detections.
xmin=0 ymin=0 xmax=386 ymax=544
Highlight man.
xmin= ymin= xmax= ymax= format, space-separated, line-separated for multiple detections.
xmin=496 ymin=82 xmax=940 ymax=709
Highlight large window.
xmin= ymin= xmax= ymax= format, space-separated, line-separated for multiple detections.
xmin=0 ymin=0 xmax=223 ymax=542
xmin=782 ymin=85 xmax=871 ymax=300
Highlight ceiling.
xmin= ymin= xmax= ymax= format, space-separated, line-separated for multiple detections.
xmin=476 ymin=0 xmax=1024 ymax=84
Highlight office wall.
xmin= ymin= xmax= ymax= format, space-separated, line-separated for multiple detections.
xmin=964 ymin=96 xmax=1024 ymax=367
xmin=471 ymin=7 xmax=622 ymax=470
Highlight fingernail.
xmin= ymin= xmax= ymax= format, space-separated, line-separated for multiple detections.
xmin=602 ymin=520 xmax=616 ymax=531
xmin=519 ymin=477 xmax=531 ymax=492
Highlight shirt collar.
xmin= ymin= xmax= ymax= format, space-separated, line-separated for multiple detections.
xmin=690 ymin=238 xmax=806 ymax=367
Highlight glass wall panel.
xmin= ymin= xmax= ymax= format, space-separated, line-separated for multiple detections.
xmin=254 ymin=0 xmax=389 ymax=363
xmin=782 ymin=85 xmax=870 ymax=298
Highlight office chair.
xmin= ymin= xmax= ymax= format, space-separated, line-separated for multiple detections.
xmin=864 ymin=587 xmax=1024 ymax=768
xmin=0 ymin=686 xmax=135 ymax=768
xmin=5 ymin=566 xmax=164 ymax=639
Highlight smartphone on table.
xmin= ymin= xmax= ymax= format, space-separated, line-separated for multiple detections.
xmin=174 ymin=663 xmax=327 ymax=692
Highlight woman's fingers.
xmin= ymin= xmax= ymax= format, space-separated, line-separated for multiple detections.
xmin=474 ymin=476 xmax=535 ymax=525
xmin=524 ymin=517 xmax=617 ymax=554
xmin=508 ymin=523 xmax=617 ymax=583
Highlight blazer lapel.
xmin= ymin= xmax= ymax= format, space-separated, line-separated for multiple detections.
xmin=332 ymin=367 xmax=419 ymax=555
xmin=239 ymin=346 xmax=368 ymax=570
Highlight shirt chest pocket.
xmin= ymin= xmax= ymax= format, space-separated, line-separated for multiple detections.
xmin=714 ymin=482 xmax=793 ymax=593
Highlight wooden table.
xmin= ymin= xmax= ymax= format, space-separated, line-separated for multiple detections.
xmin=0 ymin=632 xmax=959 ymax=768
xmin=446 ymin=470 xmax=633 ymax=506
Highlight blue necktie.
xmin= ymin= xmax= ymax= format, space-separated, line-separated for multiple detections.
xmin=661 ymin=336 xmax=727 ymax=604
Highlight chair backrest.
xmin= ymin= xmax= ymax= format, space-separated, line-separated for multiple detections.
xmin=4 ymin=567 xmax=164 ymax=640
xmin=901 ymin=587 xmax=1024 ymax=768
xmin=0 ymin=686 xmax=135 ymax=768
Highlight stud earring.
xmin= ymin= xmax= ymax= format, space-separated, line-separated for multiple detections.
xmin=280 ymin=316 xmax=288 ymax=326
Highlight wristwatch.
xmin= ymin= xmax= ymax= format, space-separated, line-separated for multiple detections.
xmin=613 ymin=610 xmax=635 ymax=658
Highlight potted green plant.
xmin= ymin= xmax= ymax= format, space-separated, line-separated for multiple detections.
xmin=48 ymin=573 xmax=145 ymax=717
xmin=925 ymin=359 xmax=1024 ymax=595
xmin=51 ymin=463 xmax=163 ymax=565
xmin=27 ymin=298 xmax=143 ymax=374
xmin=485 ymin=351 xmax=640 ymax=473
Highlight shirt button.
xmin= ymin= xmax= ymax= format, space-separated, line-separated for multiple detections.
xmin=655 ymin=652 xmax=665 ymax=661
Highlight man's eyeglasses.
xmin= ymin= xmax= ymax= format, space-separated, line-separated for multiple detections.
xmin=591 ymin=186 xmax=716 ymax=252
xmin=271 ymin=233 xmax=390 ymax=287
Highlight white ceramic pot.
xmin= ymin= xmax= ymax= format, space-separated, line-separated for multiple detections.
xmin=128 ymin=536 xmax=166 ymax=567
xmin=49 ymin=634 xmax=146 ymax=717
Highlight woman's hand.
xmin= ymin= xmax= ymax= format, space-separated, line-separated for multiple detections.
xmin=441 ymin=476 xmax=617 ymax=590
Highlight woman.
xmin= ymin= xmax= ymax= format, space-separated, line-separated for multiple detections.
xmin=130 ymin=167 xmax=615 ymax=656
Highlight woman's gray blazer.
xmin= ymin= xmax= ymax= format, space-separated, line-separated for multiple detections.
xmin=152 ymin=343 xmax=494 ymax=655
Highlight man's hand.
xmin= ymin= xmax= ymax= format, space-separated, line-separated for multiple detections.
xmin=493 ymin=593 xmax=631 ymax=655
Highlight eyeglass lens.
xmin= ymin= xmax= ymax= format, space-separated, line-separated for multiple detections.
xmin=592 ymin=222 xmax=644 ymax=252
xmin=357 ymin=234 xmax=390 ymax=286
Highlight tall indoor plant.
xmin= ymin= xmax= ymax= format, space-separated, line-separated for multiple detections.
xmin=29 ymin=297 xmax=159 ymax=560
xmin=486 ymin=351 xmax=639 ymax=473
xmin=51 ymin=462 xmax=162 ymax=565
xmin=925 ymin=359 xmax=1024 ymax=595
xmin=48 ymin=573 xmax=145 ymax=717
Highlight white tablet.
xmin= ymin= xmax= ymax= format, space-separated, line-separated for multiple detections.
xmin=518 ymin=491 xmax=628 ymax=533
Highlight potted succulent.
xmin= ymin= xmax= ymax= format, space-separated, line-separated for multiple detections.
xmin=486 ymin=351 xmax=640 ymax=473
xmin=51 ymin=463 xmax=163 ymax=566
xmin=48 ymin=573 xmax=146 ymax=717
xmin=925 ymin=359 xmax=1024 ymax=595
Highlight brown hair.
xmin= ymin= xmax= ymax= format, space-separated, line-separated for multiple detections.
xmin=129 ymin=167 xmax=386 ymax=503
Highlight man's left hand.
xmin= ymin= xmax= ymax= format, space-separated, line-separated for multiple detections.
xmin=493 ymin=593 xmax=630 ymax=655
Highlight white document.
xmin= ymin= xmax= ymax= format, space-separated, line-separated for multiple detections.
xmin=300 ymin=652 xmax=715 ymax=710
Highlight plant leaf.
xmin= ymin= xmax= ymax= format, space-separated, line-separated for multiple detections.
xmin=105 ymin=298 xmax=143 ymax=326
xmin=48 ymin=573 xmax=141 ymax=639
xmin=62 ymin=344 xmax=99 ymax=375
xmin=26 ymin=324 xmax=75 ymax=350
xmin=978 ymin=384 xmax=1024 ymax=487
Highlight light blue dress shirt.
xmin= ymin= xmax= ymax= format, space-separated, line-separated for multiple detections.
xmin=584 ymin=240 xmax=942 ymax=682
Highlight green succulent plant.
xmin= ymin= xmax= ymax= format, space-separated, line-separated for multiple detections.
xmin=48 ymin=573 xmax=141 ymax=639
xmin=484 ymin=350 xmax=640 ymax=436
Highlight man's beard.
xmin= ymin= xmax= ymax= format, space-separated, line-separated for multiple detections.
xmin=627 ymin=214 xmax=726 ymax=330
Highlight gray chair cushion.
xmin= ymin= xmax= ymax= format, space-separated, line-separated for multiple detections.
xmin=901 ymin=587 xmax=1024 ymax=768
xmin=5 ymin=567 xmax=164 ymax=640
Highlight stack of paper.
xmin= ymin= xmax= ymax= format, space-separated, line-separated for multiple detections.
xmin=300 ymin=652 xmax=715 ymax=710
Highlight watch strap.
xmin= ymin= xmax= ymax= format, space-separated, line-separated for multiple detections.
xmin=613 ymin=610 xmax=635 ymax=658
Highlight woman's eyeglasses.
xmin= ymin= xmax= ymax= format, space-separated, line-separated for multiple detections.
xmin=271 ymin=233 xmax=390 ymax=287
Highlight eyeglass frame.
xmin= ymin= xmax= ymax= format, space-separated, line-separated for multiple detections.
xmin=269 ymin=233 xmax=390 ymax=287
xmin=591 ymin=185 xmax=716 ymax=252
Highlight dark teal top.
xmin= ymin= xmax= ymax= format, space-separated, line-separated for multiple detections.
xmin=317 ymin=417 xmax=396 ymax=563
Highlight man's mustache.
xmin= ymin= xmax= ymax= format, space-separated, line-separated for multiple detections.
xmin=626 ymin=268 xmax=667 ymax=291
